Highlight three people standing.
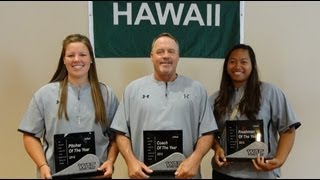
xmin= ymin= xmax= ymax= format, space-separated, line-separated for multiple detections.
xmin=18 ymin=33 xmax=300 ymax=179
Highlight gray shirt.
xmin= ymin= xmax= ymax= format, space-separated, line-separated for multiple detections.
xmin=209 ymin=82 xmax=301 ymax=179
xmin=18 ymin=82 xmax=119 ymax=174
xmin=111 ymin=74 xmax=218 ymax=179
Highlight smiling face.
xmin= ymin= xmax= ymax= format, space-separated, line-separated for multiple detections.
xmin=64 ymin=42 xmax=92 ymax=85
xmin=150 ymin=35 xmax=179 ymax=82
xmin=227 ymin=48 xmax=252 ymax=88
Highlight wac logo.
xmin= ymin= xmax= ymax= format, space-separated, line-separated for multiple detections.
xmin=247 ymin=149 xmax=264 ymax=156
xmin=165 ymin=161 xmax=182 ymax=168
xmin=78 ymin=162 xmax=96 ymax=170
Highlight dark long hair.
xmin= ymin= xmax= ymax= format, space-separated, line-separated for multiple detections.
xmin=50 ymin=34 xmax=107 ymax=126
xmin=214 ymin=44 xmax=261 ymax=121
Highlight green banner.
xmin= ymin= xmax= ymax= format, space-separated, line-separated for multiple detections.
xmin=90 ymin=1 xmax=241 ymax=58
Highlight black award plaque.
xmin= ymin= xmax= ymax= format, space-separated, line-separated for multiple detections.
xmin=225 ymin=120 xmax=269 ymax=161
xmin=143 ymin=130 xmax=185 ymax=178
xmin=52 ymin=131 xmax=103 ymax=178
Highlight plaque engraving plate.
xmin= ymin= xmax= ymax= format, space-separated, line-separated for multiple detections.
xmin=143 ymin=130 xmax=185 ymax=177
xmin=52 ymin=131 xmax=101 ymax=178
xmin=226 ymin=120 xmax=269 ymax=161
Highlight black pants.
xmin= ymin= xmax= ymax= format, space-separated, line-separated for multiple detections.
xmin=148 ymin=170 xmax=176 ymax=179
xmin=212 ymin=170 xmax=244 ymax=179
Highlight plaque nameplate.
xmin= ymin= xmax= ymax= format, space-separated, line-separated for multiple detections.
xmin=52 ymin=131 xmax=101 ymax=178
xmin=143 ymin=130 xmax=185 ymax=177
xmin=226 ymin=120 xmax=269 ymax=161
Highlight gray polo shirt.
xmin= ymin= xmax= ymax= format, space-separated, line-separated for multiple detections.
xmin=209 ymin=82 xmax=301 ymax=179
xmin=111 ymin=74 xmax=218 ymax=179
xmin=18 ymin=82 xmax=119 ymax=174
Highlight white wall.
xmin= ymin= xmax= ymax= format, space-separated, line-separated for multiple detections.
xmin=244 ymin=2 xmax=320 ymax=178
xmin=0 ymin=1 xmax=318 ymax=178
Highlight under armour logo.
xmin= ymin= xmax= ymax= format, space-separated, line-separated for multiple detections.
xmin=183 ymin=94 xmax=190 ymax=99
xmin=142 ymin=94 xmax=150 ymax=99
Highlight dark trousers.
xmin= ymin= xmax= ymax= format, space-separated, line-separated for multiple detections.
xmin=212 ymin=170 xmax=244 ymax=179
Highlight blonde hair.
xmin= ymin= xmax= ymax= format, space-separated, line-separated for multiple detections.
xmin=50 ymin=34 xmax=108 ymax=126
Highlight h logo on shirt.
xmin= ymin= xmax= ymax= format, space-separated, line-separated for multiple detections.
xmin=142 ymin=94 xmax=150 ymax=99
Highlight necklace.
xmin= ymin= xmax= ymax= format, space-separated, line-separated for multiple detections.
xmin=229 ymin=90 xmax=244 ymax=120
